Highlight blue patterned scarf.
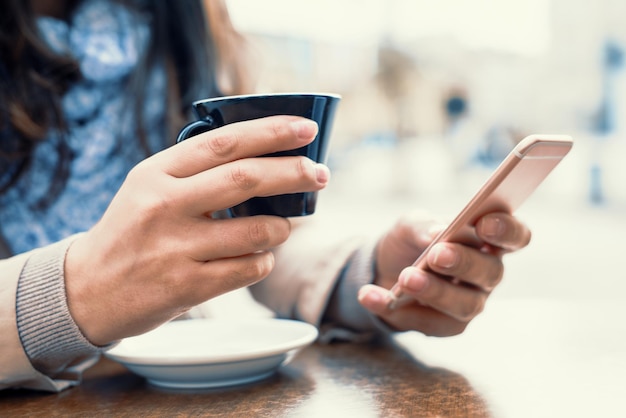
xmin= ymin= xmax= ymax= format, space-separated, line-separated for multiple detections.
xmin=0 ymin=0 xmax=168 ymax=254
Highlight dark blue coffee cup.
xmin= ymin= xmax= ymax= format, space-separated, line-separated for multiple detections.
xmin=177 ymin=93 xmax=341 ymax=217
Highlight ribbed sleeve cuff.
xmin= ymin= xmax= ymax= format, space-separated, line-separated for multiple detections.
xmin=320 ymin=238 xmax=394 ymax=342
xmin=16 ymin=236 xmax=105 ymax=376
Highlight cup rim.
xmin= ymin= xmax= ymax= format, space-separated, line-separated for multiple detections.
xmin=192 ymin=92 xmax=341 ymax=106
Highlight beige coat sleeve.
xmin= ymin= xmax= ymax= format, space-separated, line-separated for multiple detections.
xmin=0 ymin=240 xmax=99 ymax=392
xmin=0 ymin=251 xmax=62 ymax=391
xmin=250 ymin=215 xmax=369 ymax=326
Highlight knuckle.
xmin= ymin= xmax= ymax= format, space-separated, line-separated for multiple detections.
xmin=449 ymin=245 xmax=469 ymax=275
xmin=424 ymin=278 xmax=447 ymax=306
xmin=421 ymin=320 xmax=468 ymax=337
xmin=233 ymin=253 xmax=274 ymax=282
xmin=269 ymin=217 xmax=291 ymax=244
xmin=390 ymin=215 xmax=419 ymax=246
xmin=248 ymin=221 xmax=272 ymax=247
xmin=268 ymin=117 xmax=290 ymax=139
xmin=394 ymin=210 xmax=437 ymax=246
xmin=230 ymin=165 xmax=258 ymax=191
xmin=420 ymin=327 xmax=439 ymax=337
xmin=204 ymin=132 xmax=237 ymax=158
xmin=443 ymin=322 xmax=469 ymax=337
xmin=125 ymin=169 xmax=176 ymax=216
xmin=481 ymin=257 xmax=505 ymax=292
xmin=395 ymin=215 xmax=414 ymax=233
xmin=490 ymin=263 xmax=505 ymax=288
xmin=126 ymin=159 xmax=152 ymax=182
xmin=136 ymin=197 xmax=175 ymax=230
xmin=457 ymin=301 xmax=484 ymax=322
xmin=248 ymin=254 xmax=274 ymax=278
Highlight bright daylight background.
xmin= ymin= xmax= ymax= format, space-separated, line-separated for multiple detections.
xmin=225 ymin=0 xmax=626 ymax=301
xmin=222 ymin=1 xmax=626 ymax=416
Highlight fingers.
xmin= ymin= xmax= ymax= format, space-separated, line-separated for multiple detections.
xmin=475 ymin=212 xmax=531 ymax=251
xmin=182 ymin=216 xmax=291 ymax=261
xmin=373 ymin=211 xmax=444 ymax=289
xmin=155 ymin=115 xmax=319 ymax=178
xmin=395 ymin=266 xmax=488 ymax=322
xmin=189 ymin=251 xmax=277 ymax=302
xmin=140 ymin=115 xmax=328 ymax=215
xmin=381 ymin=240 xmax=504 ymax=323
xmin=425 ymin=242 xmax=504 ymax=291
xmin=362 ymin=211 xmax=531 ymax=335
xmin=392 ymin=212 xmax=528 ymax=322
xmin=358 ymin=284 xmax=469 ymax=336
xmin=178 ymin=155 xmax=330 ymax=215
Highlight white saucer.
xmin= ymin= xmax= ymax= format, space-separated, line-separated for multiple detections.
xmin=105 ymin=318 xmax=318 ymax=389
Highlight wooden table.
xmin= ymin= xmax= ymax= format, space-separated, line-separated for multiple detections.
xmin=1 ymin=299 xmax=625 ymax=417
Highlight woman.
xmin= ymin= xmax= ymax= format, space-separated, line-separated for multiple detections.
xmin=0 ymin=0 xmax=530 ymax=391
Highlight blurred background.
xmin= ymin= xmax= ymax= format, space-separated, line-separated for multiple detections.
xmin=224 ymin=0 xmax=626 ymax=301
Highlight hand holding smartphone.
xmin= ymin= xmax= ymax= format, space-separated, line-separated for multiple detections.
xmin=387 ymin=134 xmax=574 ymax=309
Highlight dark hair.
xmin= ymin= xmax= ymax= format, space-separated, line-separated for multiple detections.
xmin=0 ymin=0 xmax=249 ymax=207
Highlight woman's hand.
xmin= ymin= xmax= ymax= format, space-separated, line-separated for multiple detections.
xmin=358 ymin=211 xmax=531 ymax=336
xmin=64 ymin=116 xmax=330 ymax=346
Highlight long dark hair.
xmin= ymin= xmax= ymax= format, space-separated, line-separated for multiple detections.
xmin=0 ymin=0 xmax=250 ymax=208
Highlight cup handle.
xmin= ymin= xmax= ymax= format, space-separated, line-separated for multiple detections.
xmin=176 ymin=119 xmax=214 ymax=143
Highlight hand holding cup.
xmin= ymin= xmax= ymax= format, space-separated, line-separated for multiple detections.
xmin=64 ymin=107 xmax=336 ymax=346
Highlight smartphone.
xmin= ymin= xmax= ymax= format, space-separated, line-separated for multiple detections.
xmin=387 ymin=134 xmax=574 ymax=309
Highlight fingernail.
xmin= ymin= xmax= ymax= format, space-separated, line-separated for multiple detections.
xmin=314 ymin=163 xmax=330 ymax=184
xmin=482 ymin=217 xmax=503 ymax=238
xmin=358 ymin=286 xmax=383 ymax=305
xmin=293 ymin=119 xmax=318 ymax=140
xmin=432 ymin=244 xmax=457 ymax=269
xmin=400 ymin=269 xmax=428 ymax=292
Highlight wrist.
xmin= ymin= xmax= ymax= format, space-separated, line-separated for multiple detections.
xmin=64 ymin=232 xmax=112 ymax=346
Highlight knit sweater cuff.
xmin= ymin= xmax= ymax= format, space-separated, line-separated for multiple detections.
xmin=16 ymin=236 xmax=105 ymax=376
xmin=320 ymin=237 xmax=394 ymax=342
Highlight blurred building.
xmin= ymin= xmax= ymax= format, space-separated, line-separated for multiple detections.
xmin=226 ymin=0 xmax=626 ymax=205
